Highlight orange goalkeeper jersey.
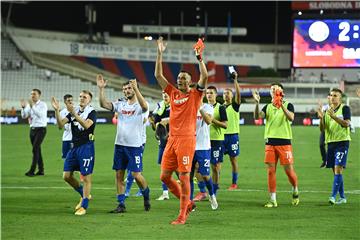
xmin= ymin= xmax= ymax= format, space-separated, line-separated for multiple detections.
xmin=164 ymin=84 xmax=203 ymax=137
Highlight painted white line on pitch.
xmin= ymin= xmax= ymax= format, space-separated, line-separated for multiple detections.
xmin=1 ymin=186 xmax=360 ymax=195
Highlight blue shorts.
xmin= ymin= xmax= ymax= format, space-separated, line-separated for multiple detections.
xmin=223 ymin=134 xmax=240 ymax=157
xmin=193 ymin=150 xmax=211 ymax=176
xmin=113 ymin=145 xmax=143 ymax=172
xmin=210 ymin=140 xmax=224 ymax=165
xmin=62 ymin=141 xmax=73 ymax=159
xmin=326 ymin=141 xmax=349 ymax=168
xmin=157 ymin=145 xmax=166 ymax=165
xmin=64 ymin=141 xmax=95 ymax=176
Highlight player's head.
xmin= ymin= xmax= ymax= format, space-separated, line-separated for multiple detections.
xmin=31 ymin=89 xmax=41 ymax=102
xmin=206 ymin=86 xmax=217 ymax=103
xmin=162 ymin=91 xmax=170 ymax=104
xmin=329 ymin=88 xmax=343 ymax=106
xmin=63 ymin=94 xmax=73 ymax=105
xmin=177 ymin=71 xmax=192 ymax=92
xmin=270 ymin=82 xmax=283 ymax=98
xmin=223 ymin=88 xmax=233 ymax=103
xmin=122 ymin=81 xmax=137 ymax=100
xmin=79 ymin=90 xmax=92 ymax=107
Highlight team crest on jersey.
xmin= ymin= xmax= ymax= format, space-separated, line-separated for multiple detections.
xmin=173 ymin=96 xmax=189 ymax=105
xmin=121 ymin=110 xmax=136 ymax=116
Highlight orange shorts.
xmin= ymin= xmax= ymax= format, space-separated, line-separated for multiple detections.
xmin=161 ymin=136 xmax=196 ymax=173
xmin=264 ymin=145 xmax=294 ymax=165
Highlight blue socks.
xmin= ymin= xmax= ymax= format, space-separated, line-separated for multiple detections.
xmin=81 ymin=198 xmax=89 ymax=209
xmin=190 ymin=179 xmax=194 ymax=200
xmin=338 ymin=175 xmax=345 ymax=199
xmin=205 ymin=178 xmax=214 ymax=196
xmin=332 ymin=174 xmax=342 ymax=198
xmin=117 ymin=194 xmax=126 ymax=205
xmin=162 ymin=182 xmax=168 ymax=191
xmin=198 ymin=181 xmax=206 ymax=193
xmin=232 ymin=172 xmax=238 ymax=185
xmin=141 ymin=187 xmax=150 ymax=201
xmin=75 ymin=185 xmax=83 ymax=197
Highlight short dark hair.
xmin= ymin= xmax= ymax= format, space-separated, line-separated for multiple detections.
xmin=123 ymin=80 xmax=139 ymax=89
xmin=32 ymin=89 xmax=41 ymax=95
xmin=63 ymin=94 xmax=73 ymax=101
xmin=330 ymin=88 xmax=343 ymax=95
xmin=207 ymin=86 xmax=217 ymax=93
xmin=179 ymin=70 xmax=192 ymax=79
xmin=270 ymin=82 xmax=283 ymax=90
xmin=81 ymin=90 xmax=93 ymax=99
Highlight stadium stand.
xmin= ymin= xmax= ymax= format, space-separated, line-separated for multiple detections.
xmin=1 ymin=37 xmax=158 ymax=111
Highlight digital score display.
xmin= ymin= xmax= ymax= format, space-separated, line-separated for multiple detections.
xmin=293 ymin=19 xmax=360 ymax=67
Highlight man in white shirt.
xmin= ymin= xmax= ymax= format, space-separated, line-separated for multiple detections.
xmin=21 ymin=89 xmax=48 ymax=177
xmin=190 ymin=101 xmax=218 ymax=210
xmin=97 ymin=74 xmax=151 ymax=213
xmin=59 ymin=94 xmax=73 ymax=160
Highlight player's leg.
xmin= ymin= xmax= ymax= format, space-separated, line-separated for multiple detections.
xmin=160 ymin=138 xmax=181 ymax=199
xmin=194 ymin=164 xmax=207 ymax=201
xmin=127 ymin=146 xmax=150 ymax=211
xmin=319 ymin=131 xmax=327 ymax=168
xmin=278 ymin=145 xmax=299 ymax=206
xmin=198 ymin=150 xmax=217 ymax=210
xmin=157 ymin=146 xmax=169 ymax=200
xmin=264 ymin=145 xmax=278 ymax=207
xmin=332 ymin=144 xmax=349 ymax=205
xmin=75 ymin=142 xmax=95 ymax=215
xmin=110 ymin=145 xmax=128 ymax=213
xmin=171 ymin=137 xmax=196 ymax=225
xmin=210 ymin=141 xmax=224 ymax=195
xmin=225 ymin=134 xmax=240 ymax=190
xmin=63 ymin=148 xmax=83 ymax=197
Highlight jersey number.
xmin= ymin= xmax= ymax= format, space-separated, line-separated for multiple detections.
xmin=182 ymin=156 xmax=190 ymax=165
xmin=83 ymin=157 xmax=93 ymax=167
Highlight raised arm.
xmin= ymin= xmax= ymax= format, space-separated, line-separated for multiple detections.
xmin=154 ymin=37 xmax=169 ymax=90
xmin=51 ymin=97 xmax=68 ymax=128
xmin=252 ymin=90 xmax=265 ymax=119
xmin=97 ymin=74 xmax=113 ymax=111
xmin=194 ymin=38 xmax=208 ymax=88
xmin=130 ymin=79 xmax=148 ymax=112
xmin=233 ymin=71 xmax=241 ymax=105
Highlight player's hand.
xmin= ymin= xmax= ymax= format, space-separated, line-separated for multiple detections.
xmin=97 ymin=74 xmax=107 ymax=89
xmin=157 ymin=36 xmax=167 ymax=53
xmin=51 ymin=96 xmax=60 ymax=111
xmin=252 ymin=90 xmax=260 ymax=103
xmin=20 ymin=99 xmax=26 ymax=108
xmin=317 ymin=100 xmax=324 ymax=118
xmin=193 ymin=37 xmax=205 ymax=61
xmin=65 ymin=101 xmax=75 ymax=115
xmin=129 ymin=79 xmax=138 ymax=91
xmin=28 ymin=99 xmax=34 ymax=107
xmin=327 ymin=108 xmax=335 ymax=118
xmin=231 ymin=71 xmax=238 ymax=81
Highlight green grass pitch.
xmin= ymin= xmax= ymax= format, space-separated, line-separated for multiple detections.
xmin=1 ymin=125 xmax=359 ymax=239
